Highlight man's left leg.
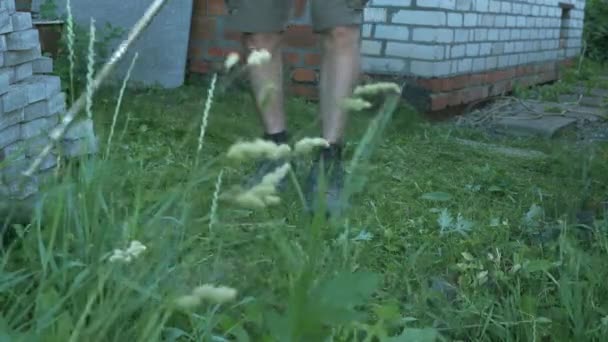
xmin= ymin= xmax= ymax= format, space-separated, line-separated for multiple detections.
xmin=306 ymin=0 xmax=367 ymax=216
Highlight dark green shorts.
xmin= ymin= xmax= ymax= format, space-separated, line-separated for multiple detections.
xmin=224 ymin=0 xmax=369 ymax=33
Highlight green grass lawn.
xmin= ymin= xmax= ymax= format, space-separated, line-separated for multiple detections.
xmin=1 ymin=72 xmax=608 ymax=341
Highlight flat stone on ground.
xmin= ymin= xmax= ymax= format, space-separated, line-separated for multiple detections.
xmin=495 ymin=115 xmax=577 ymax=138
xmin=454 ymin=138 xmax=548 ymax=159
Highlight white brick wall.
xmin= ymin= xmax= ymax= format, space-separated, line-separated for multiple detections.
xmin=362 ymin=0 xmax=587 ymax=77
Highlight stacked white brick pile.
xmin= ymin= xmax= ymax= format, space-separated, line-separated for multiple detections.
xmin=361 ymin=0 xmax=586 ymax=77
xmin=0 ymin=0 xmax=96 ymax=200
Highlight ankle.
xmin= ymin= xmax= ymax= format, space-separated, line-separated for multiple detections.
xmin=263 ymin=131 xmax=289 ymax=145
xmin=319 ymin=143 xmax=343 ymax=163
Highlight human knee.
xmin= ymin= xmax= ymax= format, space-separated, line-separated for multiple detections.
xmin=244 ymin=32 xmax=283 ymax=52
xmin=323 ymin=26 xmax=360 ymax=50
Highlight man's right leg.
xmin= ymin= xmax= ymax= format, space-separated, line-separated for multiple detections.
xmin=243 ymin=32 xmax=287 ymax=141
xmin=224 ymin=0 xmax=292 ymax=188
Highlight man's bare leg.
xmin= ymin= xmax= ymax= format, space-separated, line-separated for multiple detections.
xmin=319 ymin=26 xmax=361 ymax=144
xmin=241 ymin=32 xmax=290 ymax=190
xmin=243 ymin=33 xmax=287 ymax=139
xmin=305 ymin=25 xmax=361 ymax=216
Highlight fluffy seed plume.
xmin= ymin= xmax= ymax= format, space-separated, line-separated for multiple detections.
xmin=226 ymin=139 xmax=291 ymax=161
xmin=353 ymin=82 xmax=401 ymax=97
xmin=175 ymin=284 xmax=238 ymax=309
xmin=247 ymin=49 xmax=271 ymax=66
xmin=108 ymin=240 xmax=147 ymax=263
xmin=294 ymin=137 xmax=330 ymax=155
xmin=193 ymin=284 xmax=238 ymax=304
xmin=341 ymin=97 xmax=373 ymax=111
xmin=224 ymin=52 xmax=240 ymax=70
xmin=232 ymin=163 xmax=290 ymax=209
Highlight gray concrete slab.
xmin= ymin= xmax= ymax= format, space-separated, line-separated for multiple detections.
xmin=495 ymin=115 xmax=577 ymax=138
xmin=45 ymin=0 xmax=193 ymax=89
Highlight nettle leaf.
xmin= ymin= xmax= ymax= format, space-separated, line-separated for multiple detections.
xmin=420 ymin=192 xmax=452 ymax=202
xmin=388 ymin=327 xmax=440 ymax=341
xmin=310 ymin=271 xmax=380 ymax=325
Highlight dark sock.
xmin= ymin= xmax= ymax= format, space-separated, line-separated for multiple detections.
xmin=263 ymin=131 xmax=289 ymax=145
xmin=319 ymin=143 xmax=343 ymax=163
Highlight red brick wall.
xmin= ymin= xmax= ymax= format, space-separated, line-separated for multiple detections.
xmin=187 ymin=0 xmax=323 ymax=98
xmin=187 ymin=1 xmax=578 ymax=112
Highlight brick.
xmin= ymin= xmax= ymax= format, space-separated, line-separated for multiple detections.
xmin=479 ymin=43 xmax=492 ymax=55
xmin=490 ymin=80 xmax=512 ymax=96
xmin=207 ymin=0 xmax=226 ymax=15
xmin=362 ymin=56 xmax=407 ymax=74
xmin=25 ymin=75 xmax=61 ymax=99
xmin=475 ymin=0 xmax=489 ymax=12
xmin=189 ymin=60 xmax=210 ymax=73
xmin=304 ymin=53 xmax=320 ymax=66
xmin=0 ymin=107 xmax=22 ymax=130
xmin=208 ymin=46 xmax=229 ymax=58
xmin=430 ymin=93 xmax=449 ymax=111
xmin=417 ymin=0 xmax=455 ymax=10
xmin=0 ymin=69 xmax=9 ymax=95
xmin=23 ymin=134 xmax=50 ymax=157
xmin=392 ymin=10 xmax=446 ymax=26
xmin=474 ymin=29 xmax=488 ymax=41
xmin=363 ymin=7 xmax=387 ymax=22
xmin=480 ymin=15 xmax=495 ymax=27
xmin=386 ymin=42 xmax=444 ymax=60
xmin=292 ymin=68 xmax=316 ymax=83
xmin=361 ymin=24 xmax=372 ymax=38
xmin=0 ymin=123 xmax=19 ymax=148
xmin=190 ymin=17 xmax=217 ymax=41
xmin=10 ymin=12 xmax=31 ymax=31
xmin=448 ymin=92 xmax=463 ymax=106
xmin=411 ymin=61 xmax=451 ymax=77
xmin=454 ymin=29 xmax=469 ymax=43
xmin=6 ymin=0 xmax=14 ymax=13
xmin=1 ymin=83 xmax=27 ymax=112
xmin=32 ymin=56 xmax=53 ymax=74
xmin=284 ymin=25 xmax=318 ymax=48
xmin=2 ymin=140 xmax=25 ymax=161
xmin=469 ymin=73 xmax=486 ymax=86
xmin=462 ymin=86 xmax=489 ymax=103
xmin=223 ymin=30 xmax=241 ymax=42
xmin=413 ymin=28 xmax=453 ymax=43
xmin=4 ymin=46 xmax=40 ymax=66
xmin=13 ymin=61 xmax=32 ymax=83
xmin=450 ymin=44 xmax=465 ymax=58
xmin=361 ymin=39 xmax=382 ymax=55
xmin=451 ymin=75 xmax=470 ymax=89
xmin=25 ymin=92 xmax=66 ymax=121
xmin=283 ymin=52 xmax=300 ymax=65
xmin=372 ymin=0 xmax=412 ymax=5
xmin=457 ymin=59 xmax=472 ymax=73
xmin=0 ymin=9 xmax=10 ymax=34
xmin=488 ymin=0 xmax=500 ymax=13
xmin=456 ymin=0 xmax=472 ymax=11
xmin=21 ymin=116 xmax=58 ymax=140
xmin=463 ymin=13 xmax=477 ymax=27
xmin=417 ymin=78 xmax=449 ymax=92
xmin=466 ymin=44 xmax=480 ymax=57
xmin=289 ymin=84 xmax=317 ymax=99
xmin=374 ymin=24 xmax=409 ymax=40
xmin=447 ymin=13 xmax=462 ymax=27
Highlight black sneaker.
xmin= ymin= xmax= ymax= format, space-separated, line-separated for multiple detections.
xmin=304 ymin=147 xmax=346 ymax=217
